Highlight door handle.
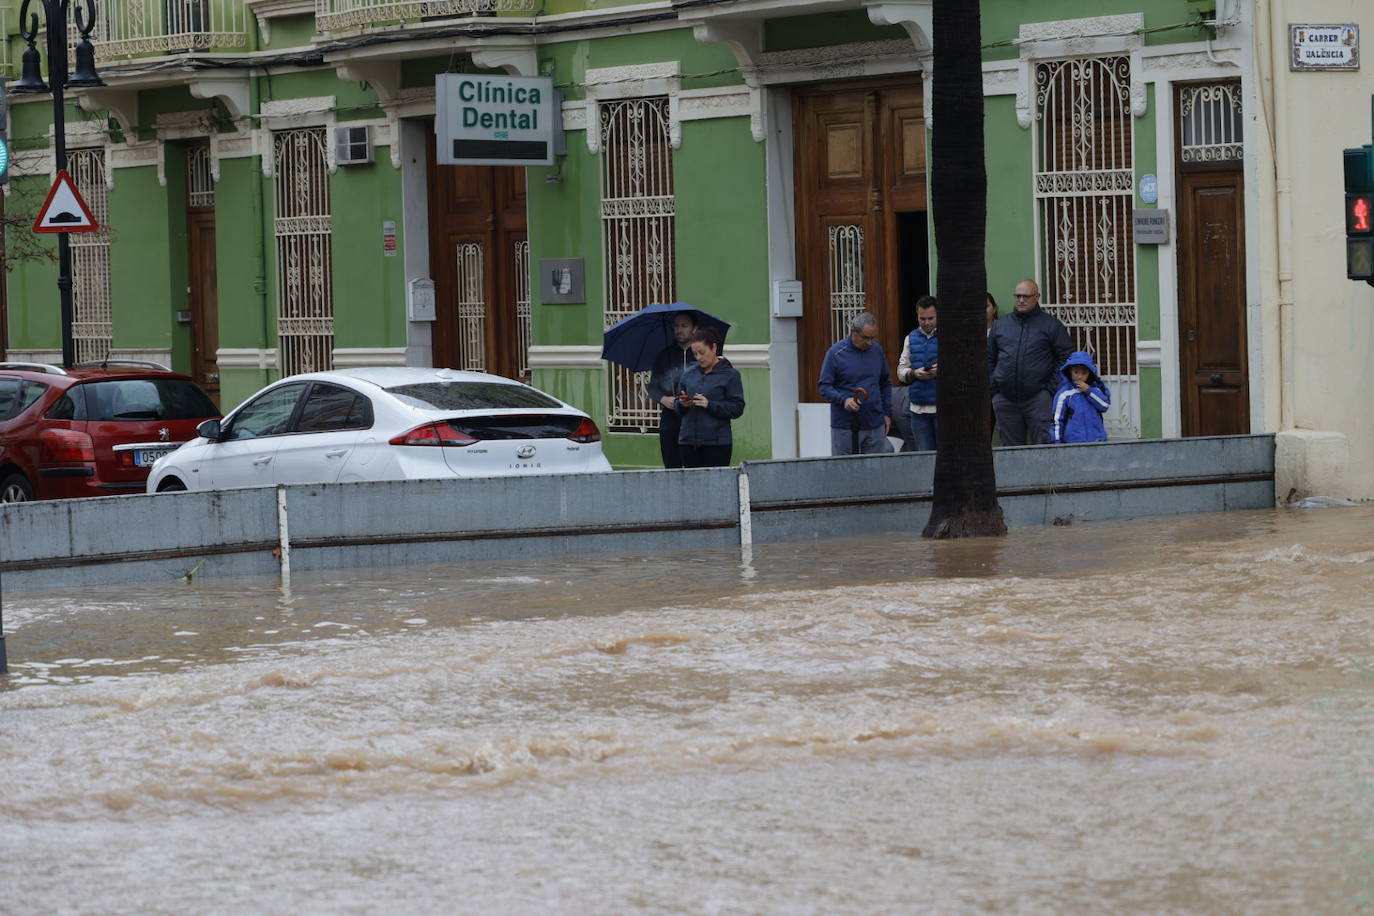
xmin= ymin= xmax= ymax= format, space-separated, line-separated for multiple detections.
xmin=325 ymin=449 xmax=348 ymax=458
xmin=1210 ymin=373 xmax=1223 ymax=385
xmin=1187 ymin=329 xmax=1196 ymax=341
xmin=253 ymin=456 xmax=272 ymax=465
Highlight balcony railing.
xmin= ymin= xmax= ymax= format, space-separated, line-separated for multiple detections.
xmin=315 ymin=0 xmax=535 ymax=33
xmin=86 ymin=0 xmax=250 ymax=60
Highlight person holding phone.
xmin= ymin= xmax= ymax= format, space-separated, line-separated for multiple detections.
xmin=896 ymin=295 xmax=939 ymax=451
xmin=674 ymin=326 xmax=745 ymax=468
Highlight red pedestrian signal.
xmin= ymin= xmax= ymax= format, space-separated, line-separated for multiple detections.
xmin=1348 ymin=193 xmax=1374 ymax=235
xmin=1345 ymin=143 xmax=1374 ymax=281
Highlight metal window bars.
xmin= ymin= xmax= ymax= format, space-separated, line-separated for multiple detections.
xmin=68 ymin=148 xmax=113 ymax=364
xmin=1034 ymin=56 xmax=1139 ymax=438
xmin=600 ymin=97 xmax=675 ymax=434
xmin=273 ymin=127 xmax=334 ymax=377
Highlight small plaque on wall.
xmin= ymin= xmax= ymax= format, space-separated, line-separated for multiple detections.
xmin=1134 ymin=209 xmax=1170 ymax=245
xmin=541 ymin=258 xmax=585 ymax=304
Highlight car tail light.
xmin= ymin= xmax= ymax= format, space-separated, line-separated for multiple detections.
xmin=567 ymin=417 xmax=601 ymax=443
xmin=41 ymin=428 xmax=96 ymax=462
xmin=389 ymin=422 xmax=478 ymax=447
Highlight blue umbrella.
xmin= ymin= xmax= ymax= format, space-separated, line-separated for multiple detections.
xmin=600 ymin=302 xmax=732 ymax=372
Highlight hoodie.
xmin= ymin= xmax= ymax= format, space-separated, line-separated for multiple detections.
xmin=1050 ymin=351 xmax=1111 ymax=444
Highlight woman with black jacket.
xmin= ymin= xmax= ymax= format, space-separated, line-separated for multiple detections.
xmin=674 ymin=326 xmax=745 ymax=468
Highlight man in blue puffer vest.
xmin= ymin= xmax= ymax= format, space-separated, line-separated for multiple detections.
xmin=896 ymin=296 xmax=939 ymax=451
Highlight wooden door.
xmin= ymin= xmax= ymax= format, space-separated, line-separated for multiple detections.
xmin=1176 ymin=81 xmax=1248 ymax=437
xmin=426 ymin=135 xmax=530 ymax=381
xmin=794 ymin=78 xmax=927 ymax=399
xmin=186 ymin=153 xmax=220 ymax=404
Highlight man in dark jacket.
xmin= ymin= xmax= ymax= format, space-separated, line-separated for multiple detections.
xmin=818 ymin=311 xmax=893 ymax=455
xmin=987 ymin=280 xmax=1073 ymax=446
xmin=647 ymin=311 xmax=697 ymax=467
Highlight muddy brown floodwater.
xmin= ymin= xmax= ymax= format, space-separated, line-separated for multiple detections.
xmin=3 ymin=505 xmax=1374 ymax=914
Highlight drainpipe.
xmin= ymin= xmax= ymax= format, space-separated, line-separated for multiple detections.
xmin=1263 ymin=0 xmax=1296 ymax=430
xmin=250 ymin=77 xmax=272 ymax=371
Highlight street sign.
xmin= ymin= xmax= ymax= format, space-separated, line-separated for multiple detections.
xmin=33 ymin=169 xmax=98 ymax=233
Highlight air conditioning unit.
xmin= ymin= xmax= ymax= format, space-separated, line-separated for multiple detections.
xmin=335 ymin=125 xmax=373 ymax=166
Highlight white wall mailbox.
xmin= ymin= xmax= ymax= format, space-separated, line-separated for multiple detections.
xmin=407 ymin=278 xmax=436 ymax=322
xmin=772 ymin=280 xmax=803 ymax=318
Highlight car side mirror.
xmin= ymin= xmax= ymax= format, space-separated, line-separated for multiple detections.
xmin=197 ymin=418 xmax=222 ymax=441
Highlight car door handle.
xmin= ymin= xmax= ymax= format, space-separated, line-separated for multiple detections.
xmin=253 ymin=456 xmax=272 ymax=466
xmin=325 ymin=449 xmax=348 ymax=458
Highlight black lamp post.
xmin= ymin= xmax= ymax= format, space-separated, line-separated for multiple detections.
xmin=12 ymin=0 xmax=103 ymax=369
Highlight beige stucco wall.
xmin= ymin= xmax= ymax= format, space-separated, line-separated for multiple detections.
xmin=1253 ymin=0 xmax=1373 ymax=500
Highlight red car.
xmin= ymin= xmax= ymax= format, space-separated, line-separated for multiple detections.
xmin=0 ymin=361 xmax=220 ymax=502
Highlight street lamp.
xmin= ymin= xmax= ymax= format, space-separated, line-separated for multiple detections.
xmin=12 ymin=0 xmax=104 ymax=369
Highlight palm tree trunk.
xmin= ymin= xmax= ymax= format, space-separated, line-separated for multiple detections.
xmin=922 ymin=0 xmax=1006 ymax=539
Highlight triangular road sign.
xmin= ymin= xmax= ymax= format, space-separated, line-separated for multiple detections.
xmin=34 ymin=170 xmax=99 ymax=233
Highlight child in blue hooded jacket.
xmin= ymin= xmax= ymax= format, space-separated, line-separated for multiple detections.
xmin=1050 ymin=351 xmax=1111 ymax=444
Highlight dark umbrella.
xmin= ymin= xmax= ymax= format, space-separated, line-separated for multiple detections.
xmin=600 ymin=302 xmax=731 ymax=372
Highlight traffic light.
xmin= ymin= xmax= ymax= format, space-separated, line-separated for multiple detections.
xmin=1346 ymin=144 xmax=1374 ymax=282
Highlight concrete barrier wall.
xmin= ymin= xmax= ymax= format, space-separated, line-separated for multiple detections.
xmin=0 ymin=435 xmax=1274 ymax=591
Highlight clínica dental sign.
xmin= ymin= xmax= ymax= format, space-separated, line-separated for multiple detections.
xmin=436 ymin=74 xmax=558 ymax=166
xmin=1290 ymin=24 xmax=1359 ymax=71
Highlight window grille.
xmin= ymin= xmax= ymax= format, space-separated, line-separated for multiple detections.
xmin=515 ymin=239 xmax=531 ymax=381
xmin=1034 ymin=56 xmax=1138 ymax=437
xmin=68 ymin=149 xmax=113 ymax=364
xmin=455 ymin=241 xmax=485 ymax=371
xmin=272 ymin=127 xmax=334 ymax=376
xmin=600 ymin=97 xmax=675 ymax=433
xmin=1179 ymin=82 xmax=1243 ymax=165
xmin=828 ymin=224 xmax=866 ymax=344
xmin=187 ymin=143 xmax=214 ymax=208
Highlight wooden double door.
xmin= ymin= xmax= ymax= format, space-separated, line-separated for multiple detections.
xmin=794 ymin=78 xmax=929 ymax=397
xmin=426 ymin=134 xmax=530 ymax=381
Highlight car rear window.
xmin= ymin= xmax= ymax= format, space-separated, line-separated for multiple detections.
xmin=0 ymin=379 xmax=47 ymax=421
xmin=385 ymin=381 xmax=562 ymax=411
xmin=71 ymin=379 xmax=219 ymax=421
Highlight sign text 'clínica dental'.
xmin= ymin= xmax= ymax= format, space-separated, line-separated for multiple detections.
xmin=436 ymin=74 xmax=558 ymax=167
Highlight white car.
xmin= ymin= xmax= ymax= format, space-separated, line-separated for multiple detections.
xmin=146 ymin=367 xmax=612 ymax=492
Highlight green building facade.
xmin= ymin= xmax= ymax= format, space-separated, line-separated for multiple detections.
xmin=3 ymin=0 xmax=1255 ymax=466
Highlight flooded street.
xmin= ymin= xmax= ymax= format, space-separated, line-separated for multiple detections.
xmin=4 ymin=506 xmax=1374 ymax=913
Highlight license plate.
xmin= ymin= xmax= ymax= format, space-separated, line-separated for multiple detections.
xmin=133 ymin=448 xmax=174 ymax=467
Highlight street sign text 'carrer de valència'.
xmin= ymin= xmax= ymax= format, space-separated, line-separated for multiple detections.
xmin=436 ymin=74 xmax=559 ymax=167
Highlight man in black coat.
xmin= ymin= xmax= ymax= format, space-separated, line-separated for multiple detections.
xmin=987 ymin=279 xmax=1073 ymax=446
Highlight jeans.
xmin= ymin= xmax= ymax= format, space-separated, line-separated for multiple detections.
xmin=909 ymin=411 xmax=937 ymax=451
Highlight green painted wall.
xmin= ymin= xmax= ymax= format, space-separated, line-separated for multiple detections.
xmin=263 ymin=15 xmax=318 ymax=51
xmin=983 ymin=0 xmax=1208 ymax=60
xmin=5 ymin=175 xmax=59 ymax=350
xmin=983 ymin=94 xmax=1036 ymax=307
xmin=264 ymin=70 xmax=376 ymax=112
xmin=108 ymin=165 xmax=178 ymax=356
xmin=1134 ymin=84 xmax=1162 ymax=439
xmin=765 ymin=11 xmax=905 ymax=52
xmin=214 ymin=155 xmax=274 ymax=408
xmin=551 ymin=29 xmax=743 ymax=100
xmin=330 ymin=161 xmax=407 ymax=349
